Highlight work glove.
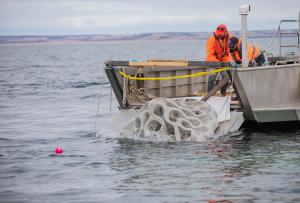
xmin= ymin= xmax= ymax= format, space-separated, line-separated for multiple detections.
xmin=248 ymin=59 xmax=257 ymax=67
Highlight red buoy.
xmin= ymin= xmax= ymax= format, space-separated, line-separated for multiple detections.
xmin=55 ymin=147 xmax=63 ymax=154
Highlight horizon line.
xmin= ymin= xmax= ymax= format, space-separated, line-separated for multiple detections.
xmin=0 ymin=29 xmax=281 ymax=37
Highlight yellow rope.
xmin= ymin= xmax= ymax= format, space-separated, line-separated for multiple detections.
xmin=118 ymin=67 xmax=229 ymax=81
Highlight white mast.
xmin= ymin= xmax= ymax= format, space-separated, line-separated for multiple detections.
xmin=239 ymin=5 xmax=251 ymax=67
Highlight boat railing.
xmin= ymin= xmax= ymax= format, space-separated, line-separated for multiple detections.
xmin=105 ymin=60 xmax=230 ymax=108
xmin=266 ymin=14 xmax=300 ymax=57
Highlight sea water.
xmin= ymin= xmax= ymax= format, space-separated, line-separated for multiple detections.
xmin=0 ymin=39 xmax=299 ymax=203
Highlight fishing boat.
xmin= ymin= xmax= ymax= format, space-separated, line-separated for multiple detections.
xmin=104 ymin=6 xmax=300 ymax=131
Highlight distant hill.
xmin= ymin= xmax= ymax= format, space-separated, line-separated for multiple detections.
xmin=0 ymin=30 xmax=295 ymax=44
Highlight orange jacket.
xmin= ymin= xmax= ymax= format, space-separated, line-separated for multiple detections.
xmin=231 ymin=40 xmax=262 ymax=62
xmin=206 ymin=32 xmax=233 ymax=62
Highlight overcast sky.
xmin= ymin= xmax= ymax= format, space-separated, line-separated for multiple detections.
xmin=0 ymin=0 xmax=299 ymax=35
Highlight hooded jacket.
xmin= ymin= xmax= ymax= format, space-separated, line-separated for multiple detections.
xmin=206 ymin=31 xmax=233 ymax=62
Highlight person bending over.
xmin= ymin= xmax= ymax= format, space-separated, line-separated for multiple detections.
xmin=228 ymin=36 xmax=265 ymax=67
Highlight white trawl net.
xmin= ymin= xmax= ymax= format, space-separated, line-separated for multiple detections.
xmin=121 ymin=98 xmax=219 ymax=142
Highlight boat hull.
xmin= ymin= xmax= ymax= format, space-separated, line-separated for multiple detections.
xmin=233 ymin=63 xmax=300 ymax=122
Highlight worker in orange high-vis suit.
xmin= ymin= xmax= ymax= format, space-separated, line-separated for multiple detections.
xmin=228 ymin=36 xmax=265 ymax=66
xmin=206 ymin=24 xmax=233 ymax=62
xmin=206 ymin=24 xmax=233 ymax=95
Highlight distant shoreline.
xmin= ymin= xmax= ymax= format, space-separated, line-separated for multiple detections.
xmin=0 ymin=30 xmax=295 ymax=44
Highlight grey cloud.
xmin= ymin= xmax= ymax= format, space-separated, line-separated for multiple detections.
xmin=0 ymin=0 xmax=299 ymax=35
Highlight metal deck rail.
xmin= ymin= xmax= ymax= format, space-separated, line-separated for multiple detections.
xmin=105 ymin=60 xmax=230 ymax=109
xmin=267 ymin=13 xmax=300 ymax=57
